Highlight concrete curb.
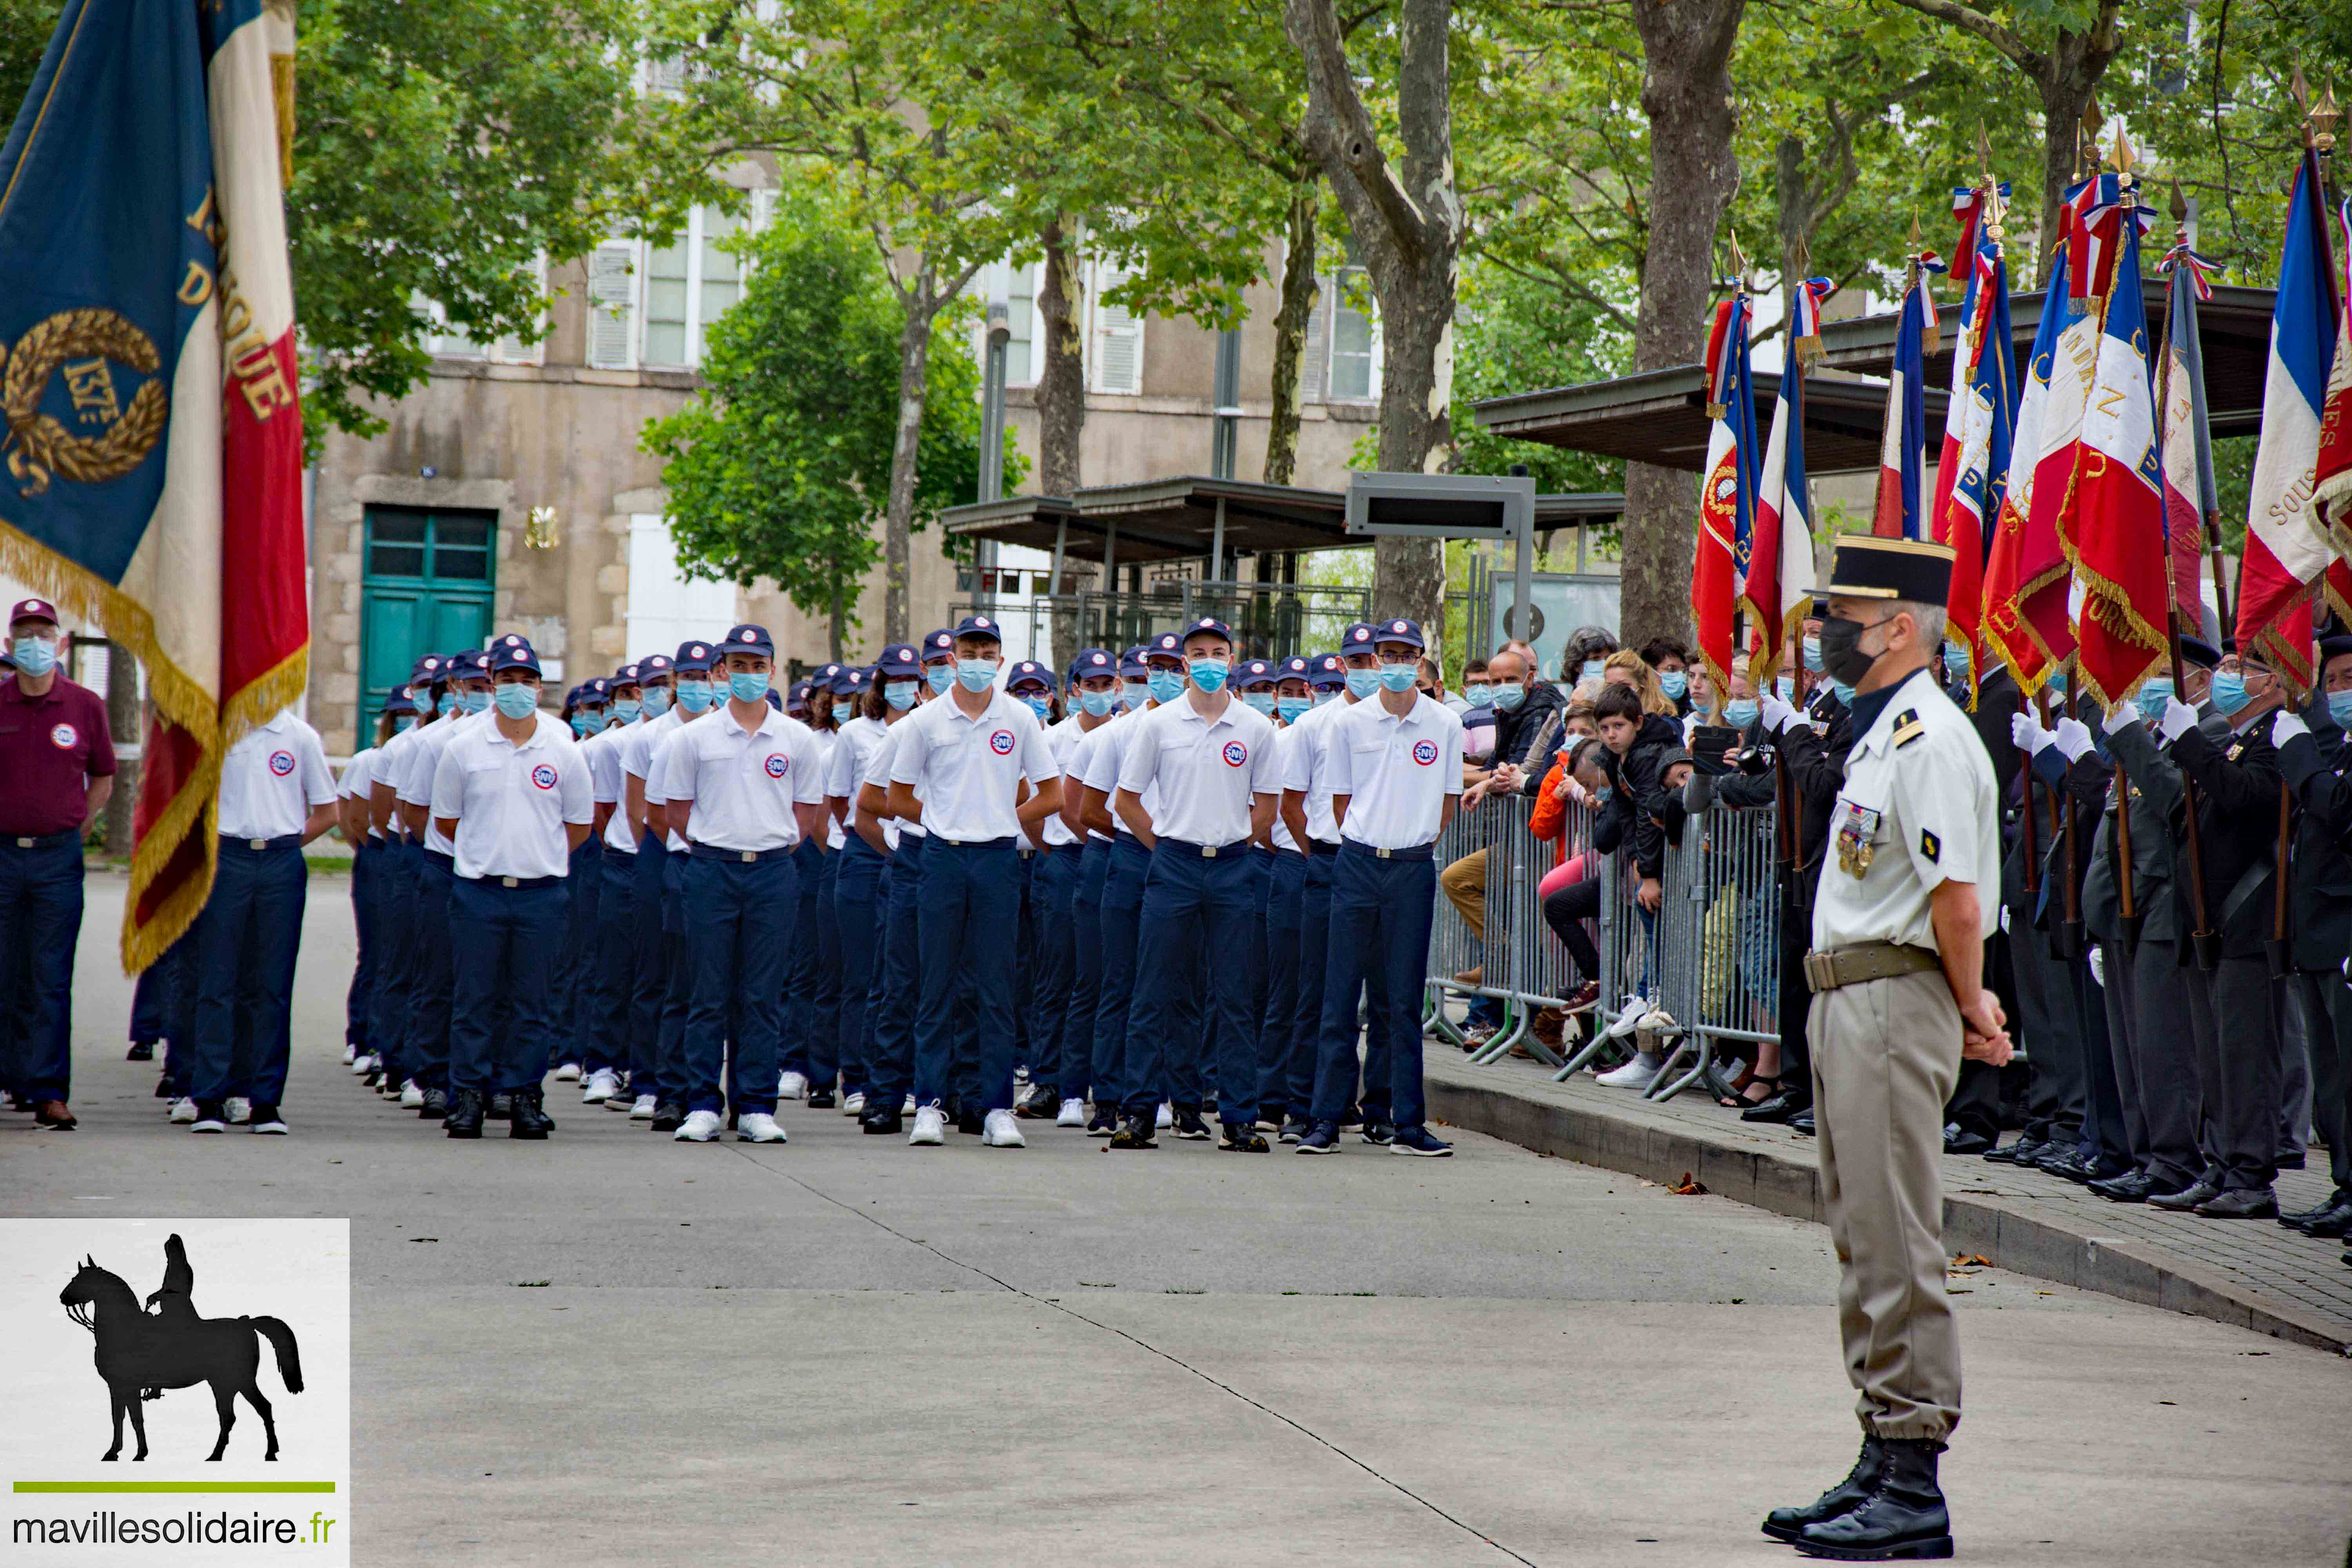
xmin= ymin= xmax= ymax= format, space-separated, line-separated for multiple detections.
xmin=1426 ymin=1065 xmax=2352 ymax=1357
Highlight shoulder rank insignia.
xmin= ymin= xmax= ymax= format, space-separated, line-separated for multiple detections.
xmin=1891 ymin=709 xmax=1926 ymax=748
xmin=2225 ymin=741 xmax=2243 ymax=762
xmin=1920 ymin=828 xmax=1940 ymax=863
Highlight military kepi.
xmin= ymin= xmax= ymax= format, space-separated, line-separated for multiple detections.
xmin=1824 ymin=535 xmax=1957 ymax=606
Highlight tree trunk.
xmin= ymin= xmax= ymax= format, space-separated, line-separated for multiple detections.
xmin=884 ymin=285 xmax=936 ymax=643
xmin=1263 ymin=182 xmax=1319 ymax=487
xmin=1775 ymin=132 xmax=1812 ymax=303
xmin=1620 ymin=0 xmax=1745 ymax=654
xmin=2032 ymin=48 xmax=2102 ymax=285
xmin=1035 ymin=218 xmax=1086 ymax=496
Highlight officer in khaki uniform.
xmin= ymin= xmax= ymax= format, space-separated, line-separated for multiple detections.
xmin=1764 ymin=535 xmax=2007 ymax=1562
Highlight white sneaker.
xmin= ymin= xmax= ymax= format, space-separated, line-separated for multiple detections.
xmin=340 ymin=1044 xmax=356 ymax=1065
xmin=168 ymin=1097 xmax=197 ymax=1124
xmin=737 ymin=1111 xmax=788 ymax=1143
xmin=399 ymin=1079 xmax=424 ymax=1109
xmin=1155 ymin=1102 xmax=1173 ymax=1129
xmin=225 ymin=1096 xmax=251 ymax=1125
xmin=1056 ymin=1098 xmax=1086 ymax=1127
xmin=348 ymin=1053 xmax=374 ymax=1075
xmin=554 ymin=1062 xmax=581 ymax=1082
xmin=250 ymin=1108 xmax=288 ymax=1135
xmin=901 ymin=1093 xmax=916 ymax=1115
xmin=778 ymin=1071 xmax=809 ymax=1101
xmin=674 ymin=1109 xmax=723 ymax=1142
xmin=1602 ymin=995 xmax=1648 ymax=1041
xmin=629 ymin=1093 xmax=657 ymax=1120
xmin=191 ymin=1107 xmax=227 ymax=1134
xmin=982 ymin=1108 xmax=1026 ymax=1147
xmin=1595 ymin=1053 xmax=1662 ymax=1089
xmin=582 ymin=1068 xmax=619 ymax=1104
xmin=908 ymin=1106 xmax=946 ymax=1146
xmin=842 ymin=1091 xmax=866 ymax=1116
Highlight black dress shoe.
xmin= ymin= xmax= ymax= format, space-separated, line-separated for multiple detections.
xmin=1788 ymin=1109 xmax=1816 ymax=1136
xmin=1985 ymin=1135 xmax=2045 ymax=1165
xmin=2280 ymin=1192 xmax=2351 ymax=1227
xmin=2080 ymin=1153 xmax=2136 ymax=1182
xmin=1942 ymin=1128 xmax=1994 ymax=1157
xmin=1742 ymin=1088 xmax=1809 ymax=1125
xmin=859 ymin=1106 xmax=903 ymax=1135
xmin=443 ymin=1089 xmax=485 ymax=1139
xmin=2040 ymin=1150 xmax=2096 ymax=1182
xmin=2032 ymin=1142 xmax=2083 ymax=1176
xmin=649 ymin=1100 xmax=686 ymax=1133
xmin=1108 ymin=1113 xmax=1157 ymax=1149
xmin=807 ymin=1089 xmax=836 ymax=1110
xmin=2286 ymin=1200 xmax=2352 ymax=1237
xmin=1795 ymin=1438 xmax=1951 ymax=1560
xmin=955 ymin=1105 xmax=985 ymax=1136
xmin=509 ymin=1089 xmax=554 ymax=1140
xmin=2194 ymin=1187 xmax=2278 ymax=1218
xmin=153 ymin=1073 xmax=174 ymax=1099
xmin=2089 ymin=1169 xmax=2160 ymax=1203
xmin=1218 ymin=1124 xmax=1269 ymax=1152
xmin=418 ymin=1086 xmax=449 ymax=1120
xmin=1762 ymin=1434 xmax=1885 ymax=1543
xmin=2148 ymin=1177 xmax=2223 ymax=1211
xmin=126 ymin=1040 xmax=154 ymax=1062
xmin=2340 ymin=1249 xmax=2352 ymax=1268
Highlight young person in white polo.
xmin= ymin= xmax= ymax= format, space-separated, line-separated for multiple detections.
xmin=659 ymin=623 xmax=825 ymax=1144
xmin=1299 ymin=618 xmax=1463 ymax=1157
xmin=1111 ymin=615 xmax=1282 ymax=1152
xmin=429 ymin=639 xmax=592 ymax=1140
xmin=885 ymin=613 xmax=1063 ymax=1148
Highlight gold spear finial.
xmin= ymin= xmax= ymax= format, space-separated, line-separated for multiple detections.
xmin=2315 ymin=81 xmax=2342 ymax=154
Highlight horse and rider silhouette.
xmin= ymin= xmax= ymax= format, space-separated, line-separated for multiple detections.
xmin=59 ymin=1235 xmax=303 ymax=1463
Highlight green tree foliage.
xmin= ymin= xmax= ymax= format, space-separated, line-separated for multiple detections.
xmin=639 ymin=199 xmax=1018 ymax=658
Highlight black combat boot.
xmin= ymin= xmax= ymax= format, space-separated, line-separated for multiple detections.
xmin=443 ymin=1088 xmax=485 ymax=1139
xmin=1794 ymin=1437 xmax=1951 ymax=1560
xmin=418 ymin=1086 xmax=448 ymax=1121
xmin=1762 ymin=1434 xmax=1884 ymax=1542
xmin=508 ymin=1089 xmax=554 ymax=1140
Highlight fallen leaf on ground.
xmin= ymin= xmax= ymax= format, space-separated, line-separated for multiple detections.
xmin=1670 ymin=1172 xmax=1708 ymax=1195
xmin=1950 ymin=1253 xmax=1992 ymax=1267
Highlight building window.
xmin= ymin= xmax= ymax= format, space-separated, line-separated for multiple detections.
xmin=590 ymin=198 xmax=767 ymax=374
xmin=976 ymin=258 xmax=1042 ymax=385
xmin=419 ymin=258 xmax=549 ymax=365
xmin=1327 ymin=264 xmax=1379 ymax=403
xmin=626 ymin=515 xmax=740 ymax=658
xmin=1087 ymin=257 xmax=1143 ymax=395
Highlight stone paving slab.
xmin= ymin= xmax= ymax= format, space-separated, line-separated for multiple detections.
xmin=1426 ymin=1049 xmax=2352 ymax=1355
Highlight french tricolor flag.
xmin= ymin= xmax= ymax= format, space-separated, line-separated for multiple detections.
xmin=1747 ymin=278 xmax=1834 ymax=686
xmin=2068 ymin=207 xmax=2168 ymax=706
xmin=1870 ymin=260 xmax=1940 ymax=539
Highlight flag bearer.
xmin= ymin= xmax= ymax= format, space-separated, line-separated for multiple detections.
xmin=430 ymin=639 xmax=592 ymax=1139
xmin=1054 ymin=648 xmax=1123 ymax=1129
xmin=393 ymin=648 xmax=493 ymax=1116
xmin=1254 ymin=656 xmax=1315 ymax=1131
xmin=886 ymin=615 xmax=1063 ymax=1147
xmin=579 ymin=663 xmax=643 ymax=1107
xmin=186 ymin=704 xmax=338 ymax=1135
xmin=1112 ymin=616 xmax=1281 ymax=1152
xmin=632 ymin=641 xmax=720 ymax=1130
xmin=838 ymin=651 xmax=917 ymax=1124
xmin=659 ymin=624 xmax=824 ymax=1142
xmin=1296 ymin=619 xmax=1463 ymax=1158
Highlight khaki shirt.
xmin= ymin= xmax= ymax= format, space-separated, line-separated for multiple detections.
xmin=1811 ymin=667 xmax=2000 ymax=953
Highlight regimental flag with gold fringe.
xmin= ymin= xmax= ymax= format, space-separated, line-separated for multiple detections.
xmin=1982 ymin=233 xmax=2072 ymax=695
xmin=1930 ymin=183 xmax=2007 ymax=533
xmin=2157 ymin=236 xmax=2222 ymax=634
xmin=0 ymin=0 xmax=308 ymax=971
xmin=1933 ymin=234 xmax=2015 ymax=708
xmin=1691 ymin=291 xmax=1756 ymax=696
xmin=2307 ymin=197 xmax=2352 ymax=615
xmin=1747 ymin=277 xmax=1835 ymax=688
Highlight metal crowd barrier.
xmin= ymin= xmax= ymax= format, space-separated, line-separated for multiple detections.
xmin=1425 ymin=781 xmax=1785 ymax=1105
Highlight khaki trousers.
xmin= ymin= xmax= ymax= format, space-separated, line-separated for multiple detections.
xmin=1807 ymin=967 xmax=1963 ymax=1442
xmin=1440 ymin=848 xmax=1487 ymax=941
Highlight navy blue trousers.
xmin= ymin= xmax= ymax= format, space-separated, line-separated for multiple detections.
xmin=1256 ymin=848 xmax=1308 ymax=1118
xmin=407 ymin=850 xmax=457 ymax=1091
xmin=779 ymin=838 xmax=825 ymax=1078
xmin=1027 ymin=844 xmax=1078 ymax=1098
xmin=368 ymin=840 xmax=417 ymax=1080
xmin=189 ymin=840 xmax=306 ymax=1106
xmin=628 ymin=835 xmax=671 ymax=1099
xmin=807 ymin=845 xmax=842 ymax=1091
xmin=833 ymin=836 xmax=888 ymax=1097
xmin=1123 ymin=845 xmax=1260 ymax=1125
xmin=345 ymin=839 xmax=382 ymax=1054
xmin=867 ymin=833 xmax=926 ymax=1103
xmin=448 ymin=877 xmax=565 ymax=1095
xmin=1092 ymin=836 xmax=1152 ymax=1107
xmin=914 ymin=837 xmax=1019 ymax=1111
xmin=553 ymin=835 xmax=603 ymax=1067
xmin=684 ymin=852 xmax=798 ymax=1116
xmin=1312 ymin=845 xmax=1436 ymax=1128
xmin=658 ymin=850 xmax=691 ymax=1103
xmin=588 ymin=849 xmax=639 ymax=1077
xmin=0 ymin=832 xmax=83 ymax=1102
xmin=1065 ymin=839 xmax=1110 ymax=1103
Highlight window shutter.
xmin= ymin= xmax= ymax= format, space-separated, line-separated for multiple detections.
xmin=494 ymin=255 xmax=548 ymax=364
xmin=1090 ymin=261 xmax=1142 ymax=394
xmin=1300 ymin=275 xmax=1328 ymax=405
xmin=586 ymin=243 xmax=636 ymax=370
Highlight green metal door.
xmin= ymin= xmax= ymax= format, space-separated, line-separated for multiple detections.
xmin=359 ymin=506 xmax=496 ymax=736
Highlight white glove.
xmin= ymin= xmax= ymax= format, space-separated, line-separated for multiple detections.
xmin=2052 ymin=717 xmax=2094 ymax=762
xmin=1758 ymin=691 xmax=1798 ymax=735
xmin=2273 ymin=710 xmax=2311 ymax=748
xmin=2088 ymin=946 xmax=2105 ymax=988
xmin=2011 ymin=710 xmax=2053 ymax=752
xmin=1999 ymin=905 xmax=2011 ymax=934
xmin=2158 ymin=695 xmax=2200 ymax=744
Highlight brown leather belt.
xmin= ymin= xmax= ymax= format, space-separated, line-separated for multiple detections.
xmin=1803 ymin=942 xmax=1942 ymax=993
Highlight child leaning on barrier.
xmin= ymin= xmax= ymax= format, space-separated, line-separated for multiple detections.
xmin=1592 ymin=683 xmax=1684 ymax=914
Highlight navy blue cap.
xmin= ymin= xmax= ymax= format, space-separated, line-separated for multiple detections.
xmin=451 ymin=650 xmax=492 ymax=683
xmin=1006 ymin=659 xmax=1053 ymax=691
xmin=920 ymin=629 xmax=955 ymax=661
xmin=829 ymin=664 xmax=864 ymax=695
xmin=720 ymin=623 xmax=776 ymax=659
xmin=1338 ymin=622 xmax=1381 ymax=656
xmin=877 ymin=643 xmax=922 ymax=678
xmin=673 ymin=639 xmax=715 ymax=673
xmin=612 ymin=662 xmax=642 ymax=690
xmin=786 ymin=679 xmax=813 ymax=708
xmin=637 ymin=653 xmax=674 ymax=681
xmin=1307 ymin=653 xmax=1347 ymax=689
xmin=1277 ymin=656 xmax=1312 ymax=685
xmin=383 ymin=684 xmax=416 ymax=715
xmin=1142 ymin=632 xmax=1185 ymax=663
xmin=814 ymin=662 xmax=844 ymax=687
xmin=490 ymin=638 xmax=541 ymax=676
xmin=410 ymin=653 xmax=447 ymax=684
xmin=951 ymin=613 xmax=1005 ymax=645
xmin=1070 ymin=648 xmax=1118 ymax=684
xmin=1370 ymin=617 xmax=1426 ymax=652
xmin=2179 ymin=633 xmax=2221 ymax=669
xmin=1235 ymin=658 xmax=1277 ymax=690
xmin=766 ymin=686 xmax=785 ymax=711
xmin=1179 ymin=616 xmax=1233 ymax=648
xmin=583 ymin=677 xmax=610 ymax=702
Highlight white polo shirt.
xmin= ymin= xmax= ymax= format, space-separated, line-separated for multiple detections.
xmin=1266 ymin=726 xmax=1300 ymax=853
xmin=811 ymin=728 xmax=844 ymax=848
xmin=889 ymin=688 xmax=1057 ymax=844
xmin=1082 ymin=704 xmax=1162 ymax=833
xmin=861 ymin=721 xmax=918 ymax=842
xmin=1042 ymin=714 xmax=1093 ymax=847
xmin=398 ymin=708 xmax=486 ymax=857
xmin=828 ymin=715 xmax=886 ymax=804
xmin=428 ymin=711 xmax=592 ymax=881
xmin=627 ymin=706 xmax=699 ymax=851
xmin=217 ymin=710 xmax=336 ymax=841
xmin=1327 ymin=691 xmax=1465 ymax=850
xmin=659 ymin=702 xmax=824 ymax=853
xmin=339 ymin=747 xmax=381 ymax=841
xmin=1116 ymin=694 xmax=1279 ymax=848
xmin=585 ymin=723 xmax=636 ymax=854
xmin=1281 ymin=694 xmax=1351 ymax=846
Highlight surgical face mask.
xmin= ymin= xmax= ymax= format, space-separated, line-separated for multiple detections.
xmin=675 ymin=678 xmax=714 ymax=713
xmin=641 ymin=686 xmax=673 ymax=717
xmin=1242 ymin=691 xmax=1275 ymax=715
xmin=1801 ymin=637 xmax=1824 ymax=673
xmin=1775 ymin=674 xmax=1796 ymax=702
xmin=1080 ymin=689 xmax=1116 ymax=718
xmin=884 ymin=679 xmax=918 ymax=710
xmin=2209 ymin=671 xmax=2249 ymax=715
xmin=728 ymin=671 xmax=771 ymax=704
xmin=1490 ymin=682 xmax=1526 ymax=713
xmin=1313 ymin=690 xmax=1340 ymax=707
xmin=926 ymin=664 xmax=955 ymax=695
xmin=1277 ymin=695 xmax=1312 ymax=723
xmin=493 ymin=684 xmax=539 ymax=719
xmin=1659 ymin=670 xmax=1688 ymax=701
xmin=1146 ymin=668 xmax=1186 ymax=704
xmin=612 ymin=698 xmax=642 ymax=724
xmin=460 ymin=688 xmax=492 ymax=715
xmin=1580 ymin=659 xmax=1604 ymax=684
xmin=2134 ymin=678 xmax=2173 ymax=725
xmin=1944 ymin=640 xmax=1970 ymax=674
xmin=437 ymin=692 xmax=460 ymax=717
xmin=394 ymin=715 xmax=418 ymax=734
xmin=1378 ymin=662 xmax=1417 ymax=693
xmin=956 ymin=658 xmax=998 ymax=693
xmin=1020 ymin=694 xmax=1051 ymax=719
xmin=2328 ymin=690 xmax=2352 ymax=730
xmin=1187 ymin=657 xmax=1230 ymax=693
xmin=10 ymin=635 xmax=57 ymax=677
xmin=1122 ymin=680 xmax=1150 ymax=708
xmin=570 ymin=713 xmax=593 ymax=736
xmin=1339 ymin=666 xmax=1377 ymax=701
xmin=1465 ymin=683 xmax=1493 ymax=707
xmin=1828 ymin=678 xmax=1857 ymax=705
xmin=1722 ymin=698 xmax=1759 ymax=728
xmin=833 ymin=701 xmax=854 ymax=724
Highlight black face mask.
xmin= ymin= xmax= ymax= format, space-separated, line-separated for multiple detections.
xmin=1817 ymin=615 xmax=1890 ymax=688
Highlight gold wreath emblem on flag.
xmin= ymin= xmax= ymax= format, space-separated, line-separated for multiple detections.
xmin=1 ymin=308 xmax=170 ymax=497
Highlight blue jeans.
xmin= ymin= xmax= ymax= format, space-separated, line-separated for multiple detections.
xmin=0 ymin=831 xmax=84 ymax=1102
xmin=1312 ymin=844 xmax=1437 ymax=1128
xmin=833 ymin=836 xmax=889 ymax=1097
xmin=1066 ymin=839 xmax=1111 ymax=1103
xmin=1092 ymin=835 xmax=1152 ymax=1107
xmin=368 ymin=841 xmax=417 ymax=1079
xmin=588 ymin=851 xmax=639 ymax=1077
xmin=1027 ymin=845 xmax=1078 ymax=1098
xmin=407 ymin=850 xmax=458 ymax=1090
xmin=1256 ymin=849 xmax=1308 ymax=1117
xmin=189 ymin=838 xmax=307 ymax=1106
xmin=868 ymin=833 xmax=927 ymax=1104
xmin=629 ymin=835 xmax=671 ymax=1099
xmin=914 ymin=837 xmax=1019 ymax=1111
xmin=447 ymin=877 xmax=566 ymax=1094
xmin=1123 ymin=844 xmax=1261 ymax=1125
xmin=684 ymin=851 xmax=799 ymax=1116
xmin=808 ymin=846 xmax=842 ymax=1091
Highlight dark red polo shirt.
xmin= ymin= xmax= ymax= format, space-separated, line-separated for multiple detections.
xmin=0 ymin=674 xmax=116 ymax=836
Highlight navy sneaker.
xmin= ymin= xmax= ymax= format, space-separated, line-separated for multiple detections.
xmin=1296 ymin=1119 xmax=1341 ymax=1154
xmin=1389 ymin=1126 xmax=1453 ymax=1157
xmin=1278 ymin=1116 xmax=1309 ymax=1144
xmin=1359 ymin=1117 xmax=1397 ymax=1146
